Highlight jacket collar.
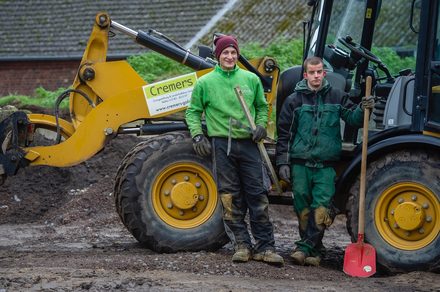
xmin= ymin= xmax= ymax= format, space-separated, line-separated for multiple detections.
xmin=215 ymin=64 xmax=239 ymax=76
xmin=295 ymin=78 xmax=330 ymax=95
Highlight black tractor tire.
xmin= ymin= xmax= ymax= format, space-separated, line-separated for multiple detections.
xmin=114 ymin=132 xmax=228 ymax=252
xmin=114 ymin=133 xmax=186 ymax=224
xmin=346 ymin=149 xmax=440 ymax=273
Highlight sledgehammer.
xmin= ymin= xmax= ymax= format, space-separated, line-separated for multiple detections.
xmin=234 ymin=86 xmax=282 ymax=195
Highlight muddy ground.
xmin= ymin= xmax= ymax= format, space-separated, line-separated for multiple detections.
xmin=0 ymin=134 xmax=439 ymax=291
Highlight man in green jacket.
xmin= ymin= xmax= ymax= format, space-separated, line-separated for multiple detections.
xmin=185 ymin=35 xmax=284 ymax=266
xmin=276 ymin=56 xmax=374 ymax=266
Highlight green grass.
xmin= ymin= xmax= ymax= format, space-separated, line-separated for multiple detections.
xmin=0 ymin=87 xmax=69 ymax=109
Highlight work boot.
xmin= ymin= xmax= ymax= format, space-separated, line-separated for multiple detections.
xmin=290 ymin=250 xmax=306 ymax=266
xmin=232 ymin=247 xmax=251 ymax=263
xmin=305 ymin=256 xmax=321 ymax=267
xmin=253 ymin=250 xmax=284 ymax=266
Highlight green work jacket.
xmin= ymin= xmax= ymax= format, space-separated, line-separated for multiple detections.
xmin=185 ymin=65 xmax=268 ymax=139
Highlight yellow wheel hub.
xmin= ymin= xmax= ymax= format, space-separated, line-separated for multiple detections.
xmin=375 ymin=182 xmax=440 ymax=250
xmin=151 ymin=162 xmax=217 ymax=229
xmin=170 ymin=182 xmax=199 ymax=209
xmin=394 ymin=202 xmax=424 ymax=231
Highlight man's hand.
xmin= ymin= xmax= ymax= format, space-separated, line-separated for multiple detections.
xmin=192 ymin=134 xmax=212 ymax=156
xmin=278 ymin=165 xmax=291 ymax=183
xmin=361 ymin=95 xmax=375 ymax=111
xmin=252 ymin=125 xmax=267 ymax=142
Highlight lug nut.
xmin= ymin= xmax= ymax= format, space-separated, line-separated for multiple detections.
xmin=179 ymin=210 xmax=184 ymax=216
xmin=164 ymin=190 xmax=170 ymax=196
xmin=418 ymin=228 xmax=425 ymax=234
xmin=104 ymin=128 xmax=113 ymax=135
xmin=192 ymin=207 xmax=197 ymax=212
xmin=411 ymin=195 xmax=417 ymax=201
xmin=422 ymin=203 xmax=429 ymax=209
xmin=195 ymin=182 xmax=201 ymax=188
xmin=184 ymin=176 xmax=189 ymax=181
xmin=198 ymin=195 xmax=204 ymax=201
xmin=398 ymin=198 xmax=404 ymax=204
xmin=167 ymin=203 xmax=173 ymax=209
xmin=405 ymin=231 xmax=411 ymax=236
xmin=426 ymin=216 xmax=432 ymax=222
xmin=171 ymin=179 xmax=177 ymax=185
xmin=393 ymin=223 xmax=399 ymax=229
xmin=390 ymin=209 xmax=395 ymax=215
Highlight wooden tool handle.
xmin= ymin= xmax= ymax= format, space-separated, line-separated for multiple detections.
xmin=358 ymin=76 xmax=372 ymax=236
xmin=234 ymin=86 xmax=282 ymax=194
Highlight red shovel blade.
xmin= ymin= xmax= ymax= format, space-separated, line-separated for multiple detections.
xmin=343 ymin=237 xmax=376 ymax=277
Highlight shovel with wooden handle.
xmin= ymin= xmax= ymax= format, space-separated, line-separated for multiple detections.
xmin=234 ymin=86 xmax=283 ymax=195
xmin=343 ymin=76 xmax=376 ymax=277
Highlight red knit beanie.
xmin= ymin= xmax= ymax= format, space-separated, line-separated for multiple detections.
xmin=214 ymin=35 xmax=239 ymax=60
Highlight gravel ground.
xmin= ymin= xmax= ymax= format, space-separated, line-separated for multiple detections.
xmin=0 ymin=135 xmax=439 ymax=291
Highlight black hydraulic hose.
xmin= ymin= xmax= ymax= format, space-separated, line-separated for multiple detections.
xmin=54 ymin=89 xmax=95 ymax=144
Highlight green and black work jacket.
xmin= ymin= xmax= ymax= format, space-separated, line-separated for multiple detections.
xmin=276 ymin=78 xmax=363 ymax=168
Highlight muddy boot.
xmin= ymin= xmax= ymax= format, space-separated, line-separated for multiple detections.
xmin=232 ymin=247 xmax=251 ymax=263
xmin=305 ymin=256 xmax=321 ymax=267
xmin=290 ymin=250 xmax=306 ymax=266
xmin=253 ymin=250 xmax=284 ymax=266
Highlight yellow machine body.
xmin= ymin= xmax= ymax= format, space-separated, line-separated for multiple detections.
xmin=22 ymin=12 xmax=279 ymax=167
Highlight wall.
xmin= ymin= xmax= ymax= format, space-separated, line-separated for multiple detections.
xmin=0 ymin=60 xmax=79 ymax=96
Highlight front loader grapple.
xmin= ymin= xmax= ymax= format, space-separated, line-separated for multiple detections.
xmin=0 ymin=111 xmax=31 ymax=184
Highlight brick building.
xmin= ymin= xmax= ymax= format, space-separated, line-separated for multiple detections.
xmin=0 ymin=0 xmax=231 ymax=96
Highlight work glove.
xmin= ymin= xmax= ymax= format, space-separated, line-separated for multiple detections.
xmin=361 ymin=95 xmax=375 ymax=111
xmin=278 ymin=164 xmax=291 ymax=183
xmin=252 ymin=125 xmax=267 ymax=142
xmin=192 ymin=134 xmax=212 ymax=157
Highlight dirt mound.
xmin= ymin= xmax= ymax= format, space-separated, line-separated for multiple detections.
xmin=0 ymin=135 xmax=142 ymax=224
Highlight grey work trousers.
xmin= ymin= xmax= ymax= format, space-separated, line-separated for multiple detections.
xmin=212 ymin=137 xmax=275 ymax=253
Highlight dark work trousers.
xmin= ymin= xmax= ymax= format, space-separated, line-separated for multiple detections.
xmin=212 ymin=137 xmax=275 ymax=253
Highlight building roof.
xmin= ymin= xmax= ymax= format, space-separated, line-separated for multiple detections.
xmin=0 ymin=0 xmax=415 ymax=61
xmin=198 ymin=0 xmax=309 ymax=46
xmin=0 ymin=0 xmax=230 ymax=60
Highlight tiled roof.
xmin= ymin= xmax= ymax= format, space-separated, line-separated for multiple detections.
xmin=198 ymin=0 xmax=309 ymax=46
xmin=0 ymin=0 xmax=229 ymax=59
xmin=0 ymin=0 xmax=415 ymax=60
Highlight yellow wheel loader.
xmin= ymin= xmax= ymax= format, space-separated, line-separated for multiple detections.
xmin=1 ymin=0 xmax=440 ymax=273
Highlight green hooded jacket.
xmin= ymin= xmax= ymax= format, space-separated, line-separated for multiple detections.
xmin=185 ymin=65 xmax=268 ymax=139
xmin=276 ymin=78 xmax=364 ymax=167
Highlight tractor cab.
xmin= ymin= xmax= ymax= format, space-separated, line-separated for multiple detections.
xmin=278 ymin=0 xmax=440 ymax=144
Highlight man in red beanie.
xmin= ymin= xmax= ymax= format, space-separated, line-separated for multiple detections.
xmin=186 ymin=35 xmax=284 ymax=266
